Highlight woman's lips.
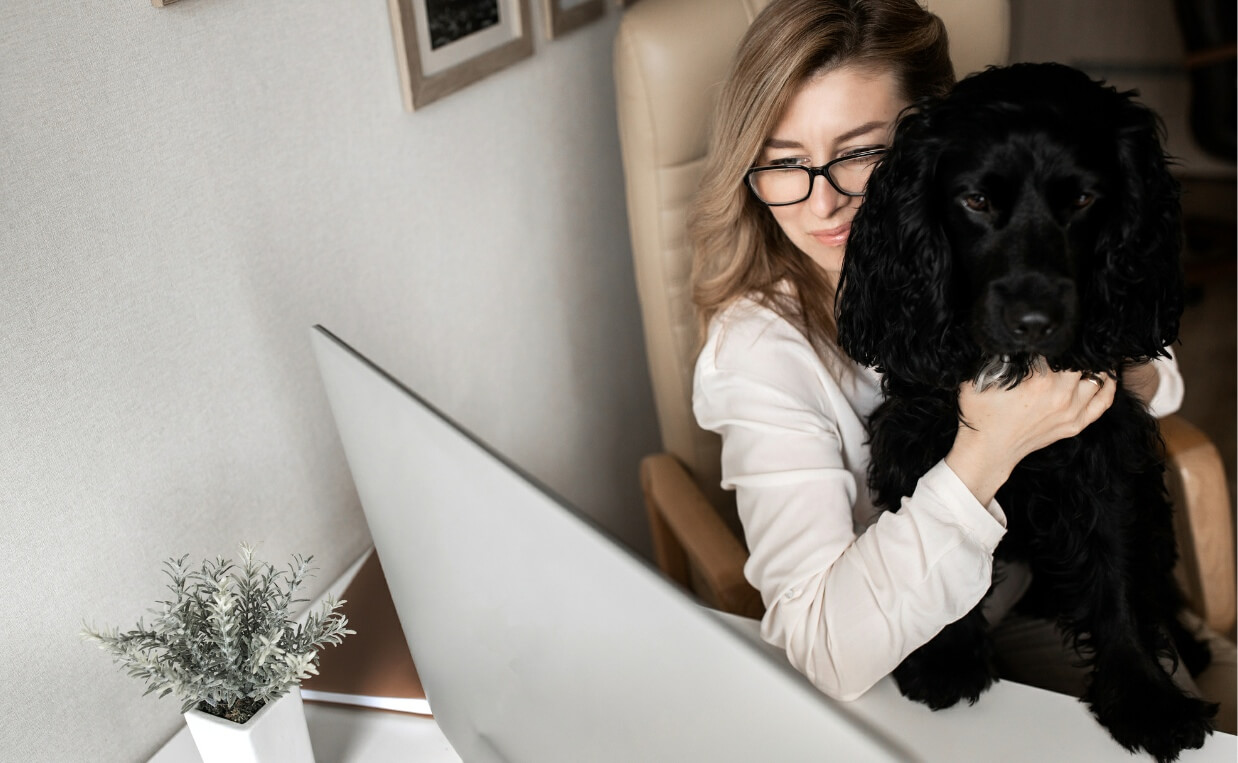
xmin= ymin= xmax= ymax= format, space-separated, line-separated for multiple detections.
xmin=810 ymin=223 xmax=851 ymax=247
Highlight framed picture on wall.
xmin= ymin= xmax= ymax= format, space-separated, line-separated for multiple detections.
xmin=388 ymin=0 xmax=534 ymax=111
xmin=542 ymin=0 xmax=605 ymax=39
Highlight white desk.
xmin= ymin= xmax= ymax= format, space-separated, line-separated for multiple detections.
xmin=150 ymin=662 xmax=1236 ymax=763
xmin=713 ymin=611 xmax=1237 ymax=763
xmin=150 ymin=555 xmax=1236 ymax=762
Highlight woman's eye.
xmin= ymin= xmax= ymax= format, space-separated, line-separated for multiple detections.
xmin=768 ymin=157 xmax=808 ymax=167
xmin=963 ymin=194 xmax=990 ymax=212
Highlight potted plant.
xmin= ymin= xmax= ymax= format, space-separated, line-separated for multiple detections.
xmin=82 ymin=544 xmax=354 ymax=763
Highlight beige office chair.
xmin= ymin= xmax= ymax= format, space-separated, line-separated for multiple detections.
xmin=614 ymin=0 xmax=1237 ymax=635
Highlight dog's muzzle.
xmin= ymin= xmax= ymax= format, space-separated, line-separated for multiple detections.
xmin=979 ymin=274 xmax=1078 ymax=355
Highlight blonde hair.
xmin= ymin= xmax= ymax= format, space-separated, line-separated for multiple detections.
xmin=690 ymin=0 xmax=954 ymax=349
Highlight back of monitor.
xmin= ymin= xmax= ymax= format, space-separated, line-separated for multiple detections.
xmin=310 ymin=326 xmax=909 ymax=763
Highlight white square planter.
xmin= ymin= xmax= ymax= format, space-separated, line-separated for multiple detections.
xmin=183 ymin=688 xmax=315 ymax=763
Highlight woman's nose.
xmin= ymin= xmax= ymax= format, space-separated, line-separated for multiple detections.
xmin=807 ymin=173 xmax=846 ymax=217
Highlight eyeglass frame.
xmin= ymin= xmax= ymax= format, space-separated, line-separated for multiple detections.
xmin=744 ymin=148 xmax=889 ymax=206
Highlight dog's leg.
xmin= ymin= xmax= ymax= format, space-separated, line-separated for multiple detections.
xmin=1059 ymin=480 xmax=1218 ymax=762
xmin=1082 ymin=619 xmax=1217 ymax=763
xmin=891 ymin=606 xmax=997 ymax=709
xmin=867 ymin=394 xmax=1002 ymax=709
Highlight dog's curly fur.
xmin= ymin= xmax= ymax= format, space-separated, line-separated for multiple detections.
xmin=836 ymin=63 xmax=1217 ymax=762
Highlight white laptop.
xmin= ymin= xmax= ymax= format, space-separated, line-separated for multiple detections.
xmin=309 ymin=325 xmax=909 ymax=763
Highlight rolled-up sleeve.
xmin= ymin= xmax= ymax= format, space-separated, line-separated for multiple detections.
xmin=694 ymin=309 xmax=1005 ymax=701
xmin=1147 ymin=347 xmax=1184 ymax=418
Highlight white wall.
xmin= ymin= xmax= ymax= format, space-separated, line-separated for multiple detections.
xmin=0 ymin=2 xmax=659 ymax=761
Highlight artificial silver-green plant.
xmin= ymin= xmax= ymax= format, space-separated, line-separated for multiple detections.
xmin=82 ymin=543 xmax=354 ymax=724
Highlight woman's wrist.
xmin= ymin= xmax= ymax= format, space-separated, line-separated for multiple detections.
xmin=944 ymin=427 xmax=1015 ymax=506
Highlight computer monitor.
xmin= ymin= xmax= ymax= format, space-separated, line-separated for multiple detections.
xmin=310 ymin=325 xmax=908 ymax=763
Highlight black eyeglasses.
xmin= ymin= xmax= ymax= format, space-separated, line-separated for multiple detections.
xmin=745 ymin=148 xmax=888 ymax=206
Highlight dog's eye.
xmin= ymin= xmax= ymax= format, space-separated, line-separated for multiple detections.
xmin=1071 ymin=193 xmax=1095 ymax=210
xmin=963 ymin=194 xmax=990 ymax=212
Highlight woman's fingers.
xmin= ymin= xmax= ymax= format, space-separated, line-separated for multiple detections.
xmin=958 ymin=367 xmax=1117 ymax=458
xmin=950 ymin=368 xmax=1118 ymax=504
xmin=1076 ymin=370 xmax=1116 ymax=427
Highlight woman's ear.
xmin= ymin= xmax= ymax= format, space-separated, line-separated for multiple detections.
xmin=837 ymin=114 xmax=967 ymax=387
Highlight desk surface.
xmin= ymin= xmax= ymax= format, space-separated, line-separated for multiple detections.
xmin=714 ymin=611 xmax=1237 ymax=763
xmin=150 ymin=669 xmax=1237 ymax=763
xmin=149 ymin=554 xmax=1237 ymax=763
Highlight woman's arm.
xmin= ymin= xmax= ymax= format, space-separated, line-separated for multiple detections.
xmin=694 ymin=306 xmax=1119 ymax=700
xmin=694 ymin=308 xmax=1006 ymax=700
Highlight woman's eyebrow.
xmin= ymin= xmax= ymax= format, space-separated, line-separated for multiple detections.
xmin=835 ymin=120 xmax=888 ymax=143
xmin=763 ymin=120 xmax=889 ymax=149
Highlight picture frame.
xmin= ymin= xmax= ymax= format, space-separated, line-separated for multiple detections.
xmin=542 ymin=0 xmax=605 ymax=39
xmin=388 ymin=0 xmax=534 ymax=111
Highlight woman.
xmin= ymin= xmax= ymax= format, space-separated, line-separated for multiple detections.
xmin=689 ymin=0 xmax=1220 ymax=713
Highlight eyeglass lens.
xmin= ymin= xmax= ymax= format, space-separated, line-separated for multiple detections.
xmin=749 ymin=153 xmax=884 ymax=204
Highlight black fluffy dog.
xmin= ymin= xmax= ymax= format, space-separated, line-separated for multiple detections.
xmin=836 ymin=63 xmax=1217 ymax=761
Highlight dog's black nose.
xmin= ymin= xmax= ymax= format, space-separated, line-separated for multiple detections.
xmin=983 ymin=277 xmax=1076 ymax=354
xmin=1009 ymin=309 xmax=1057 ymax=341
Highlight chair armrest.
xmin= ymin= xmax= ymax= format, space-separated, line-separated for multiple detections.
xmin=639 ymin=414 xmax=1237 ymax=630
xmin=1161 ymin=414 xmax=1237 ymax=635
xmin=640 ymin=453 xmax=764 ymax=618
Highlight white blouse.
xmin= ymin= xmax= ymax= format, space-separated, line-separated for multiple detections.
xmin=692 ymin=295 xmax=1184 ymax=701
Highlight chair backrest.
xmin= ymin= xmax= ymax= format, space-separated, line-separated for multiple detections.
xmin=614 ymin=0 xmax=1011 ymax=534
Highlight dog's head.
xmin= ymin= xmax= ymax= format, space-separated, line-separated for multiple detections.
xmin=837 ymin=62 xmax=1183 ymax=389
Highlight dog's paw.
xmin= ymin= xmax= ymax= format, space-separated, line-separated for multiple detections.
xmin=1091 ymin=681 xmax=1217 ymax=763
xmin=892 ymin=654 xmax=995 ymax=710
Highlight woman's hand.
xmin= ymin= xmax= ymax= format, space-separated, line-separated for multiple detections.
xmin=945 ymin=368 xmax=1116 ymax=506
xmin=1122 ymin=359 xmax=1160 ymax=407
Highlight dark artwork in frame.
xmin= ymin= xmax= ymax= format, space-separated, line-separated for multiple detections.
xmin=425 ymin=0 xmax=501 ymax=49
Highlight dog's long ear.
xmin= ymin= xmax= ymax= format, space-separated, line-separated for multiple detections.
xmin=1084 ymin=92 xmax=1184 ymax=365
xmin=837 ymin=110 xmax=970 ymax=387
